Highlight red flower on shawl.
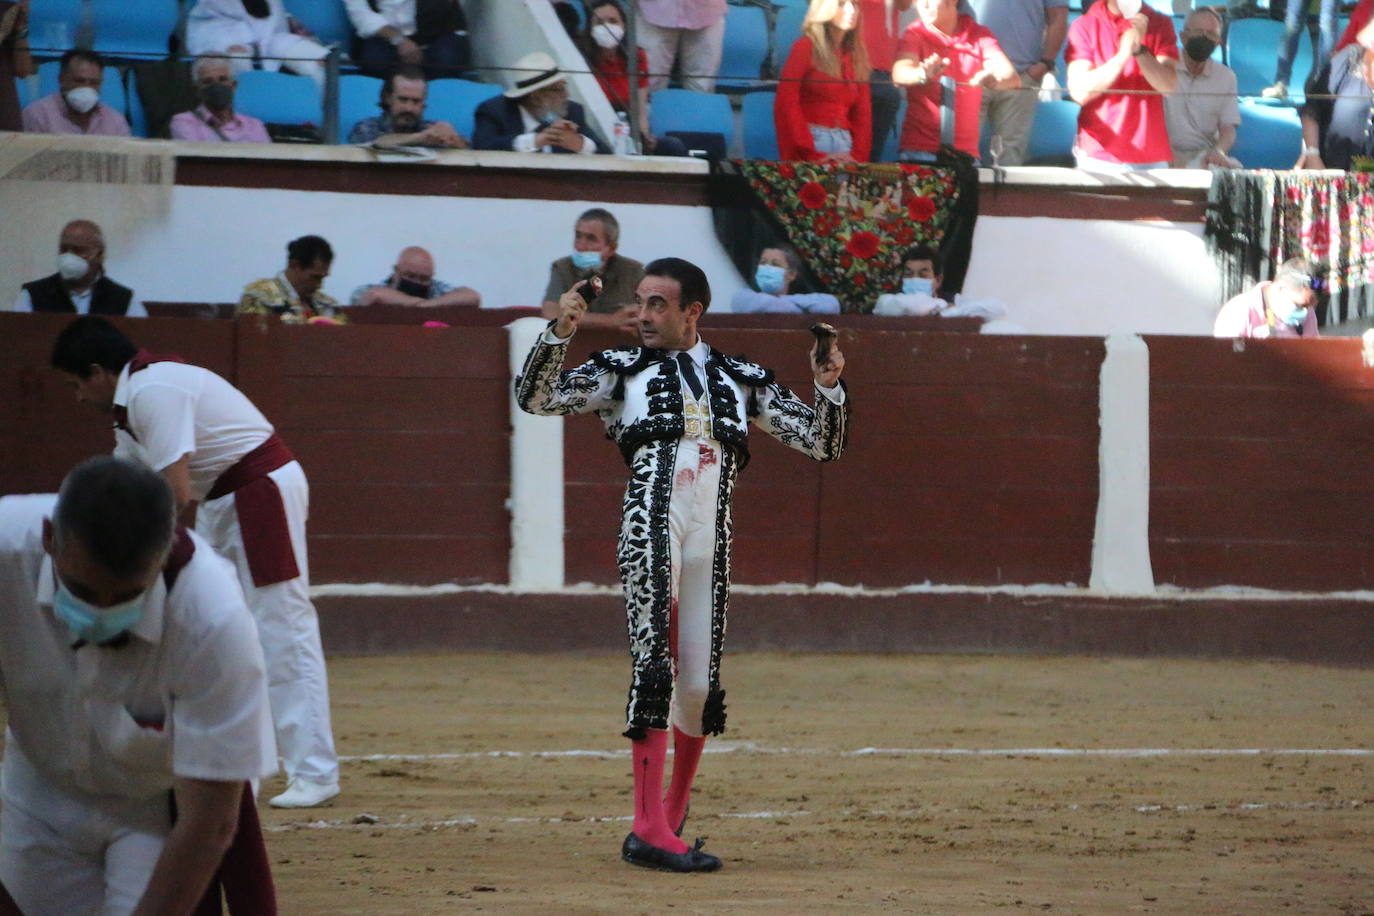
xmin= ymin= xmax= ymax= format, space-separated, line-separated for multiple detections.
xmin=799 ymin=181 xmax=829 ymax=210
xmin=844 ymin=231 xmax=881 ymax=260
xmin=777 ymin=162 xmax=796 ymax=179
xmin=812 ymin=215 xmax=832 ymax=237
xmin=908 ymin=196 xmax=937 ymax=222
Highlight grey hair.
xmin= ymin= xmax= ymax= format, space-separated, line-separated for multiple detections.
xmin=54 ymin=457 xmax=175 ymax=578
xmin=1274 ymin=256 xmax=1318 ymax=293
xmin=578 ymin=208 xmax=620 ymax=248
xmin=191 ymin=54 xmax=234 ymax=82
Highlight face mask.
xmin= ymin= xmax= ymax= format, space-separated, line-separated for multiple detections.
xmin=396 ymin=277 xmax=431 ymax=299
xmin=1278 ymin=303 xmax=1310 ymax=327
xmin=755 ymin=264 xmax=787 ymax=294
xmin=53 ymin=580 xmax=147 ymax=646
xmin=591 ymin=22 xmax=624 ymax=49
xmin=1184 ymin=36 xmax=1217 ymax=62
xmin=57 ymin=251 xmax=90 ymax=282
xmin=200 ymin=81 xmax=234 ymax=111
xmin=65 ymin=86 xmax=99 ymax=114
xmin=571 ymin=249 xmax=603 ymax=272
xmin=1116 ymin=0 xmax=1141 ymax=18
xmin=902 ymin=276 xmax=934 ymax=296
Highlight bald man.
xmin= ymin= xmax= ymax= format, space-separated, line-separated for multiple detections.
xmin=349 ymin=246 xmax=481 ymax=308
xmin=15 ymin=220 xmax=146 ymax=316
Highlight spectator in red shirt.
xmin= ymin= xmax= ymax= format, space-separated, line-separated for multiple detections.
xmin=775 ymin=0 xmax=874 ymax=162
xmin=1339 ymin=0 xmax=1374 ymax=52
xmin=578 ymin=0 xmax=687 ymax=156
xmin=860 ymin=0 xmax=914 ymax=159
xmin=891 ymin=0 xmax=1017 ymax=162
xmin=1065 ymin=0 xmax=1177 ymax=171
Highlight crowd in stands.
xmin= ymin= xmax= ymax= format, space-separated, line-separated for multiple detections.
xmin=3 ymin=0 xmax=1374 ymax=170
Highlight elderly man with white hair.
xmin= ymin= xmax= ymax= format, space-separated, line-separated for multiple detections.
xmin=471 ymin=51 xmax=609 ymax=153
xmin=350 ymin=245 xmax=481 ymax=307
xmin=1163 ymin=7 xmax=1241 ymax=168
xmin=170 ymin=54 xmax=272 ymax=143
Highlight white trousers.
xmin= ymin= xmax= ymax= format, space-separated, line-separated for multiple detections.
xmin=0 ymin=747 xmax=169 ymax=916
xmin=186 ymin=16 xmax=328 ymax=88
xmin=664 ymin=438 xmax=724 ymax=737
xmin=638 ymin=16 xmax=726 ymax=94
xmin=197 ymin=461 xmax=339 ymax=787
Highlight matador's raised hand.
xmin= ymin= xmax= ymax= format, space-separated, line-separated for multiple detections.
xmin=553 ymin=277 xmax=601 ymax=338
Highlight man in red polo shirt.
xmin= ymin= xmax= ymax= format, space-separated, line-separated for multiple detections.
xmin=892 ymin=0 xmax=1017 ymax=162
xmin=1065 ymin=0 xmax=1178 ymax=170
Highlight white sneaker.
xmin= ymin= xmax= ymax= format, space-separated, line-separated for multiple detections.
xmin=1260 ymin=82 xmax=1288 ymax=100
xmin=268 ymin=778 xmax=340 ymax=808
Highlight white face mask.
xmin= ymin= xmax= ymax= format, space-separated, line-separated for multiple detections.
xmin=1116 ymin=0 xmax=1142 ymax=18
xmin=591 ymin=22 xmax=624 ymax=49
xmin=57 ymin=252 xmax=90 ymax=281
xmin=65 ymin=86 xmax=100 ymax=114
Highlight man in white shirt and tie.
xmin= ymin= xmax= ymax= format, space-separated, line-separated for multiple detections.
xmin=515 ymin=257 xmax=850 ymax=873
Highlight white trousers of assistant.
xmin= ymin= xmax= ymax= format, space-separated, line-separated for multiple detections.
xmin=197 ymin=461 xmax=339 ymax=786
xmin=0 ymin=747 xmax=170 ymax=916
xmin=665 ymin=438 xmax=724 ymax=737
xmin=638 ymin=17 xmax=726 ymax=94
xmin=186 ymin=16 xmax=328 ymax=87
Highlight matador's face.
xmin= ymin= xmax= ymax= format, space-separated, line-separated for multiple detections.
xmin=634 ymin=275 xmax=701 ymax=352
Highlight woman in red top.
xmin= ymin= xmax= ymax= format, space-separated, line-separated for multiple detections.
xmin=578 ymin=0 xmax=686 ymax=156
xmin=774 ymin=0 xmax=873 ymax=162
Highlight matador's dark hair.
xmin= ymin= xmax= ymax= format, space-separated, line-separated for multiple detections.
xmin=50 ymin=315 xmax=138 ymax=379
xmin=644 ymin=257 xmax=711 ymax=313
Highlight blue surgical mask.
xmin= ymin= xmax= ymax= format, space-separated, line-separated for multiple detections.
xmin=755 ymin=263 xmax=787 ymax=294
xmin=571 ymin=249 xmax=603 ymax=272
xmin=53 ymin=580 xmax=147 ymax=646
xmin=902 ymin=276 xmax=934 ymax=296
xmin=1281 ymin=304 xmax=1310 ymax=327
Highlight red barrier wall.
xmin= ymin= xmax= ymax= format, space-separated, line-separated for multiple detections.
xmin=561 ymin=328 xmax=1104 ymax=587
xmin=1148 ymin=336 xmax=1374 ymax=591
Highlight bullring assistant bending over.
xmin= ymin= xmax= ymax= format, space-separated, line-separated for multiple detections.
xmin=515 ymin=258 xmax=850 ymax=872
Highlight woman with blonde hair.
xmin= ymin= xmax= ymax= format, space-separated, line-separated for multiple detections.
xmin=774 ymin=0 xmax=873 ymax=162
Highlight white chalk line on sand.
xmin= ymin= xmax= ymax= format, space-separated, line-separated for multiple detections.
xmin=340 ymin=742 xmax=1374 ymax=763
xmin=267 ymin=800 xmax=1367 ymax=833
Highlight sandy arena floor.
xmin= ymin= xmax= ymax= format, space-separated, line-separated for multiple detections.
xmin=254 ymin=652 xmax=1374 ymax=914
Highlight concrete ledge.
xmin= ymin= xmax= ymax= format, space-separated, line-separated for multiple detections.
xmin=317 ymin=591 xmax=1374 ymax=666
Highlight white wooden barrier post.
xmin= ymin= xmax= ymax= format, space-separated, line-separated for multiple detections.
xmin=1090 ymin=333 xmax=1156 ymax=594
xmin=507 ymin=317 xmax=565 ymax=590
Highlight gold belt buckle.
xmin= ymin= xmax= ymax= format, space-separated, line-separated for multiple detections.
xmin=685 ymin=417 xmax=704 ymax=438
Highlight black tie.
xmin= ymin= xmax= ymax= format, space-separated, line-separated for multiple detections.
xmin=676 ymin=353 xmax=704 ymax=400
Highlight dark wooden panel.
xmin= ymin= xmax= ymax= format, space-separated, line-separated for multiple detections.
xmin=309 ymin=483 xmax=508 ymax=537
xmin=268 ymin=376 xmax=512 ymax=432
xmin=979 ymin=184 xmax=1207 ymax=222
xmin=309 ymin=534 xmax=507 ymax=583
xmin=1151 ymin=489 xmax=1374 ymax=541
xmin=833 ymin=436 xmax=1097 ymax=489
xmin=290 ymin=430 xmax=508 ymax=485
xmin=816 ymin=535 xmax=1094 ymax=586
xmin=1150 ymin=540 xmax=1374 ymax=591
xmin=1154 ymin=438 xmax=1374 ymax=491
xmin=1148 ymin=335 xmax=1374 ymax=391
xmin=1151 ymin=387 xmax=1374 ymax=442
xmin=263 ymin=323 xmax=510 ymax=379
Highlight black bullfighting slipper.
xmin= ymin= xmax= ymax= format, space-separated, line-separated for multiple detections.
xmin=621 ymin=832 xmax=722 ymax=873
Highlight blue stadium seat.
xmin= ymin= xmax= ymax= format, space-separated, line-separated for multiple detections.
xmin=1230 ymin=98 xmax=1302 ymax=169
xmin=1025 ymin=98 xmax=1080 ymax=164
xmin=718 ymin=4 xmax=770 ymax=89
xmin=741 ymin=90 xmax=778 ymax=159
xmin=25 ymin=0 xmax=82 ymax=57
xmin=649 ymin=88 xmax=734 ymax=146
xmin=424 ymin=77 xmax=501 ymax=140
xmin=775 ymin=4 xmax=808 ymax=62
xmin=290 ymin=0 xmax=357 ymax=48
xmin=91 ymin=0 xmax=178 ymax=58
xmin=1227 ymin=17 xmax=1311 ymax=97
xmin=339 ymin=74 xmax=385 ymax=140
xmin=233 ymin=71 xmax=322 ymax=125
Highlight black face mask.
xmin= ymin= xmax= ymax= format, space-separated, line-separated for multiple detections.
xmin=1184 ymin=36 xmax=1218 ymax=63
xmin=396 ymin=277 xmax=431 ymax=299
xmin=200 ymin=82 xmax=234 ymax=111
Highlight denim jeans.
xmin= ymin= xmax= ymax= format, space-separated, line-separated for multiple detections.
xmin=808 ymin=125 xmax=854 ymax=157
xmin=1275 ymin=0 xmax=1339 ymax=86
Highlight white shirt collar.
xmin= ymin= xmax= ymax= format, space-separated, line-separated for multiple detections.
xmin=113 ymin=359 xmax=133 ymax=409
xmin=669 ymin=337 xmax=709 ymax=368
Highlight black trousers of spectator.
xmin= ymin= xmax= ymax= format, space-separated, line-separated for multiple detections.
xmin=354 ymin=32 xmax=471 ymax=79
xmin=869 ymin=70 xmax=902 ymax=162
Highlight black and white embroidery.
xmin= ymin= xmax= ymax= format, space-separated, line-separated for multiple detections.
xmin=515 ymin=332 xmax=851 ymax=738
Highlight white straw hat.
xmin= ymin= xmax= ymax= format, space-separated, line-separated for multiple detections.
xmin=504 ymin=51 xmax=565 ymax=98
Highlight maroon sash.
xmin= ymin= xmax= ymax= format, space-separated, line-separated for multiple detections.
xmin=186 ymin=784 xmax=279 ymax=916
xmin=206 ymin=435 xmax=300 ymax=588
